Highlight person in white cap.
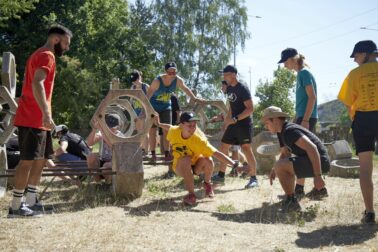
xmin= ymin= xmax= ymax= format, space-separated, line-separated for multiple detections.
xmin=262 ymin=106 xmax=329 ymax=212
xmin=338 ymin=40 xmax=378 ymax=224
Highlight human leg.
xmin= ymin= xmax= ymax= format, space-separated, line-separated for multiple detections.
xmin=358 ymin=151 xmax=374 ymax=213
xmin=87 ymin=153 xmax=101 ymax=182
xmin=175 ymin=156 xmax=195 ymax=194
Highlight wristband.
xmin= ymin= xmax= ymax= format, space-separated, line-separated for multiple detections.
xmin=232 ymin=160 xmax=239 ymax=169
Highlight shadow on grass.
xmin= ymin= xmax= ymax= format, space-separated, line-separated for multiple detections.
xmin=295 ymin=224 xmax=378 ymax=248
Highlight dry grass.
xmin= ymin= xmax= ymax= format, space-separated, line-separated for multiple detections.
xmin=1 ymin=163 xmax=378 ymax=251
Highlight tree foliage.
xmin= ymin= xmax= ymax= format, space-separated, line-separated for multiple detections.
xmin=0 ymin=0 xmax=250 ymax=129
xmin=254 ymin=67 xmax=296 ymax=125
xmin=0 ymin=0 xmax=39 ymax=27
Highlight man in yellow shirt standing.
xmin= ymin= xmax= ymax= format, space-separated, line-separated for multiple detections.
xmin=338 ymin=40 xmax=378 ymax=224
xmin=154 ymin=112 xmax=239 ymax=206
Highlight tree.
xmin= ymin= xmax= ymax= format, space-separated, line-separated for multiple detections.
xmin=254 ymin=66 xmax=296 ymax=126
xmin=152 ymin=0 xmax=250 ymax=97
xmin=0 ymin=0 xmax=39 ymax=28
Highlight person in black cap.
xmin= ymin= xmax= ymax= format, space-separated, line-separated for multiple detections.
xmin=212 ymin=65 xmax=258 ymax=189
xmin=338 ymin=40 xmax=378 ymax=224
xmin=147 ymin=61 xmax=202 ymax=163
xmin=130 ymin=70 xmax=150 ymax=155
xmin=153 ymin=111 xmax=240 ymax=206
xmin=54 ymin=124 xmax=90 ymax=162
xmin=278 ymin=48 xmax=321 ymax=198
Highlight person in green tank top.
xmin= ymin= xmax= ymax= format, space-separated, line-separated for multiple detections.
xmin=147 ymin=62 xmax=203 ymax=163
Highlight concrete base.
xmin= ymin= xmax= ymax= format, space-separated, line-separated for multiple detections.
xmin=112 ymin=142 xmax=144 ymax=199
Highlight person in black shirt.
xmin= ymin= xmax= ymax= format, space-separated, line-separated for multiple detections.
xmin=54 ymin=125 xmax=90 ymax=162
xmin=262 ymin=106 xmax=329 ymax=212
xmin=212 ymin=65 xmax=258 ymax=189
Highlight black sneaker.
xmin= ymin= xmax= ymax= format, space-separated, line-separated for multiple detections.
xmin=279 ymin=196 xmax=301 ymax=213
xmin=306 ymin=187 xmax=328 ymax=200
xmin=361 ymin=211 xmax=376 ymax=224
xmin=229 ymin=167 xmax=238 ymax=177
xmin=295 ymin=186 xmax=305 ymax=198
xmin=163 ymin=170 xmax=176 ymax=179
xmin=8 ymin=203 xmax=42 ymax=218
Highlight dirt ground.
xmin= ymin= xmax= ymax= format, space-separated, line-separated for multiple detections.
xmin=1 ymin=163 xmax=378 ymax=252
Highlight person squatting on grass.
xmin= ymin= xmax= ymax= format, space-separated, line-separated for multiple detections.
xmin=338 ymin=40 xmax=378 ymax=224
xmin=263 ymin=106 xmax=330 ymax=213
xmin=8 ymin=25 xmax=72 ymax=218
xmin=278 ymin=48 xmax=319 ymax=198
xmin=212 ymin=65 xmax=258 ymax=189
xmin=154 ymin=111 xmax=240 ymax=206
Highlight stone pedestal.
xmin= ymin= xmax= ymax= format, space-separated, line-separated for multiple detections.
xmin=112 ymin=142 xmax=144 ymax=199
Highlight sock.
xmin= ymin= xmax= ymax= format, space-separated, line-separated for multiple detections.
xmin=218 ymin=171 xmax=225 ymax=178
xmin=295 ymin=184 xmax=304 ymax=191
xmin=250 ymin=176 xmax=257 ymax=181
xmin=164 ymin=151 xmax=170 ymax=157
xmin=287 ymin=194 xmax=296 ymax=201
xmin=25 ymin=184 xmax=37 ymax=206
xmin=11 ymin=189 xmax=24 ymax=210
xmin=151 ymin=150 xmax=156 ymax=156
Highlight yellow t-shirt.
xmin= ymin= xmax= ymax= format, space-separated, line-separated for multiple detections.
xmin=166 ymin=126 xmax=217 ymax=170
xmin=338 ymin=62 xmax=378 ymax=119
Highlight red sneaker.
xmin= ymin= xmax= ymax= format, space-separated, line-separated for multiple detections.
xmin=203 ymin=182 xmax=215 ymax=198
xmin=183 ymin=193 xmax=197 ymax=206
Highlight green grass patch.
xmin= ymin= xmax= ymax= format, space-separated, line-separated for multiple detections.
xmin=217 ymin=203 xmax=236 ymax=213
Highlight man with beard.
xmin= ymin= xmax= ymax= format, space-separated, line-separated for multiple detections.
xmin=8 ymin=25 xmax=72 ymax=218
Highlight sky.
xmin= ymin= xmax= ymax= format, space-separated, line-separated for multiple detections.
xmin=235 ymin=0 xmax=378 ymax=104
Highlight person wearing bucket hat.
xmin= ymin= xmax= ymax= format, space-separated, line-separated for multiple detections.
xmin=153 ymin=112 xmax=241 ymax=206
xmin=86 ymin=114 xmax=123 ymax=186
xmin=130 ymin=70 xmax=150 ymax=156
xmin=278 ymin=47 xmax=319 ymax=197
xmin=262 ymin=106 xmax=330 ymax=212
xmin=338 ymin=40 xmax=378 ymax=224
xmin=212 ymin=65 xmax=258 ymax=189
xmin=147 ymin=62 xmax=204 ymax=164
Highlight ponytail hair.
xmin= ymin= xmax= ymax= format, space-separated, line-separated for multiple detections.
xmin=295 ymin=54 xmax=309 ymax=68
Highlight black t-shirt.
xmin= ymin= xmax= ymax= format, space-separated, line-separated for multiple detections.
xmin=277 ymin=122 xmax=328 ymax=158
xmin=171 ymin=94 xmax=180 ymax=125
xmin=226 ymin=82 xmax=252 ymax=126
xmin=59 ymin=132 xmax=90 ymax=160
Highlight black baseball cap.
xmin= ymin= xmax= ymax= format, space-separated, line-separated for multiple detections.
xmin=179 ymin=112 xmax=200 ymax=123
xmin=218 ymin=65 xmax=238 ymax=74
xmin=105 ymin=113 xmax=120 ymax=128
xmin=130 ymin=70 xmax=141 ymax=82
xmin=278 ymin=48 xmax=298 ymax=63
xmin=350 ymin=40 xmax=378 ymax=58
xmin=165 ymin=62 xmax=177 ymax=70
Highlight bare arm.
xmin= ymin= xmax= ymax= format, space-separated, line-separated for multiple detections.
xmin=86 ymin=129 xmax=102 ymax=147
xmin=176 ymin=78 xmax=197 ymax=102
xmin=32 ymin=68 xmax=53 ymax=129
xmin=213 ymin=151 xmax=237 ymax=167
xmin=55 ymin=141 xmax=68 ymax=156
xmin=301 ymin=85 xmax=316 ymax=128
xmin=153 ymin=115 xmax=171 ymax=131
xmin=146 ymin=79 xmax=160 ymax=99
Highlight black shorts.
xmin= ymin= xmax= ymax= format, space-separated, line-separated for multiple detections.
xmin=18 ymin=126 xmax=54 ymax=160
xmin=152 ymin=110 xmax=172 ymax=135
xmin=289 ymin=155 xmax=330 ymax=178
xmin=295 ymin=117 xmax=317 ymax=133
xmin=221 ymin=123 xmax=252 ymax=145
xmin=352 ymin=111 xmax=378 ymax=154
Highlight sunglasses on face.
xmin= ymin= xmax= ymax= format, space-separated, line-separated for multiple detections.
xmin=167 ymin=71 xmax=177 ymax=76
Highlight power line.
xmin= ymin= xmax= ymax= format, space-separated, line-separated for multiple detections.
xmin=253 ymin=6 xmax=378 ymax=49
